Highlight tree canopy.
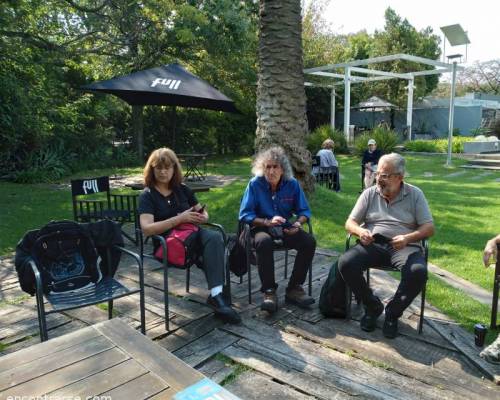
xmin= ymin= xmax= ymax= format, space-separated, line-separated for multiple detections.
xmin=1 ymin=1 xmax=445 ymax=181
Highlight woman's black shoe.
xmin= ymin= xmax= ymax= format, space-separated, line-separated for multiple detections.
xmin=207 ymin=293 xmax=241 ymax=324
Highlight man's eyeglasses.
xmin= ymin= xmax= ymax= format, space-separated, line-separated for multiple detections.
xmin=375 ymin=172 xmax=400 ymax=180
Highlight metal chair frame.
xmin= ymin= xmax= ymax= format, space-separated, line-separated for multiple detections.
xmin=344 ymin=233 xmax=428 ymax=334
xmin=313 ymin=155 xmax=339 ymax=190
xmin=138 ymin=223 xmax=230 ymax=331
xmin=241 ymin=221 xmax=314 ymax=304
xmin=30 ymin=245 xmax=145 ymax=342
xmin=490 ymin=243 xmax=500 ymax=329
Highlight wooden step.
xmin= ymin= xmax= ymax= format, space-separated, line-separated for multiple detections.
xmin=461 ymin=165 xmax=500 ymax=170
xmin=468 ymin=159 xmax=500 ymax=166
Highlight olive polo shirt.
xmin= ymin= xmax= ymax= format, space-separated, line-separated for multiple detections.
xmin=349 ymin=182 xmax=433 ymax=241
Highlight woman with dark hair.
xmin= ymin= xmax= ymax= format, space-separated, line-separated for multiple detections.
xmin=239 ymin=146 xmax=316 ymax=313
xmin=138 ymin=147 xmax=240 ymax=324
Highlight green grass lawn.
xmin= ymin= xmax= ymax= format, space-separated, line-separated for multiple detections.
xmin=1 ymin=153 xmax=499 ymax=337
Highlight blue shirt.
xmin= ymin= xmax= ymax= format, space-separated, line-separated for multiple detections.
xmin=239 ymin=176 xmax=312 ymax=224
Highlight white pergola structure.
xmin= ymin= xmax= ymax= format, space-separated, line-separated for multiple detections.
xmin=304 ymin=53 xmax=464 ymax=166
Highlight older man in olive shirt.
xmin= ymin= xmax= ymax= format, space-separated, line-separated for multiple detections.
xmin=339 ymin=153 xmax=434 ymax=338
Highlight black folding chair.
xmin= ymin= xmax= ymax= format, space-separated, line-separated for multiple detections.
xmin=490 ymin=243 xmax=500 ymax=329
xmin=313 ymin=156 xmax=339 ymax=190
xmin=241 ymin=220 xmax=314 ymax=304
xmin=24 ymin=224 xmax=145 ymax=342
xmin=344 ymin=233 xmax=429 ymax=334
xmin=71 ymin=176 xmax=138 ymax=244
xmin=138 ymin=223 xmax=231 ymax=331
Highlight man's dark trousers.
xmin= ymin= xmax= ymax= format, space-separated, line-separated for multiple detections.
xmin=252 ymin=228 xmax=316 ymax=292
xmin=338 ymin=242 xmax=427 ymax=318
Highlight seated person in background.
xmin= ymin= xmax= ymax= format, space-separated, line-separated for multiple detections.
xmin=480 ymin=233 xmax=500 ymax=364
xmin=314 ymin=139 xmax=340 ymax=191
xmin=338 ymin=153 xmax=434 ymax=338
xmin=138 ymin=147 xmax=240 ymax=324
xmin=239 ymin=146 xmax=316 ymax=313
xmin=362 ymin=139 xmax=382 ymax=188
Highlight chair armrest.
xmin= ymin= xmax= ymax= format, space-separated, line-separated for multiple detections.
xmin=151 ymin=234 xmax=168 ymax=268
xmin=114 ymin=245 xmax=143 ymax=272
xmin=345 ymin=232 xmax=354 ymax=251
xmin=202 ymin=222 xmax=227 ymax=243
xmin=304 ymin=220 xmax=313 ymax=235
xmin=26 ymin=259 xmax=43 ymax=305
xmin=28 ymin=259 xmax=44 ymax=295
xmin=422 ymin=238 xmax=429 ymax=262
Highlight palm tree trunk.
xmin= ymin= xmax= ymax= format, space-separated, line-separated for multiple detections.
xmin=256 ymin=0 xmax=314 ymax=192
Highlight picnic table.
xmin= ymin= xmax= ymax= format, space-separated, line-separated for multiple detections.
xmin=0 ymin=318 xmax=240 ymax=400
xmin=177 ymin=153 xmax=208 ymax=181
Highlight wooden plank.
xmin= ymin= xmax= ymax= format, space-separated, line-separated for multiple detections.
xmin=0 ymin=347 xmax=128 ymax=398
xmin=285 ymin=318 xmax=499 ymax=398
xmin=0 ymin=307 xmax=37 ymax=326
xmin=0 ymin=313 xmax=70 ymax=343
xmin=224 ymin=370 xmax=317 ymax=400
xmin=428 ymin=317 xmax=500 ymax=385
xmin=48 ymin=358 xmax=150 ymax=398
xmin=94 ymin=318 xmax=204 ymax=393
xmin=222 ymin=344 xmax=351 ymax=400
xmin=155 ymin=313 xmax=225 ymax=353
xmin=144 ymin=281 xmax=213 ymax=320
xmin=0 ymin=319 xmax=90 ymax=356
xmin=0 ymin=304 xmax=22 ymax=318
xmin=196 ymin=358 xmax=235 ymax=385
xmin=62 ymin=303 xmax=109 ymax=325
xmin=221 ymin=318 xmax=463 ymax=399
xmin=0 ymin=334 xmax=114 ymax=391
xmin=173 ymin=328 xmax=239 ymax=368
xmin=101 ymin=373 xmax=169 ymax=400
xmin=230 ymin=256 xmax=332 ymax=306
xmin=0 ymin=323 xmax=98 ymax=369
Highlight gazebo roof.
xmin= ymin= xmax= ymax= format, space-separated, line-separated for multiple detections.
xmin=353 ymin=96 xmax=396 ymax=110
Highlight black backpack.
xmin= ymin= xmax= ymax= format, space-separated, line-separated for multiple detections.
xmin=32 ymin=220 xmax=100 ymax=294
xmin=227 ymin=233 xmax=248 ymax=277
xmin=319 ymin=260 xmax=348 ymax=318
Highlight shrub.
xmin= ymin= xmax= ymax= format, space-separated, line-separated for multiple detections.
xmin=353 ymin=126 xmax=400 ymax=156
xmin=404 ymin=137 xmax=475 ymax=153
xmin=13 ymin=143 xmax=74 ymax=183
xmin=307 ymin=125 xmax=348 ymax=154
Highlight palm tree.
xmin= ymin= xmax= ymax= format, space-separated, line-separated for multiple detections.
xmin=256 ymin=0 xmax=314 ymax=192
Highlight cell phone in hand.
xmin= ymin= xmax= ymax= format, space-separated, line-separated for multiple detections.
xmin=197 ymin=204 xmax=206 ymax=213
xmin=373 ymin=233 xmax=392 ymax=244
xmin=281 ymin=221 xmax=294 ymax=229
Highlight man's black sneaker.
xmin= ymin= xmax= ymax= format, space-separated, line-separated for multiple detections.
xmin=360 ymin=298 xmax=384 ymax=332
xmin=383 ymin=316 xmax=399 ymax=338
xmin=207 ymin=293 xmax=241 ymax=324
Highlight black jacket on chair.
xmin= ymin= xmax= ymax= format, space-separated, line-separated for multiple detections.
xmin=15 ymin=220 xmax=123 ymax=295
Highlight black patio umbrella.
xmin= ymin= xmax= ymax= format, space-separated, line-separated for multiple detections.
xmin=82 ymin=63 xmax=238 ymax=113
xmin=82 ymin=63 xmax=238 ymax=157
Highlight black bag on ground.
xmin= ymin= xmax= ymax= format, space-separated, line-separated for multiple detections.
xmin=319 ymin=259 xmax=348 ymax=318
xmin=227 ymin=233 xmax=247 ymax=277
xmin=31 ymin=220 xmax=99 ymax=294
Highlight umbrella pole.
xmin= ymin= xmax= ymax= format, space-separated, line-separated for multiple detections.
xmin=132 ymin=105 xmax=144 ymax=160
xmin=171 ymin=106 xmax=177 ymax=151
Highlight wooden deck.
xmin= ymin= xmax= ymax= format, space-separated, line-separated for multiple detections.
xmin=1 ymin=244 xmax=500 ymax=399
